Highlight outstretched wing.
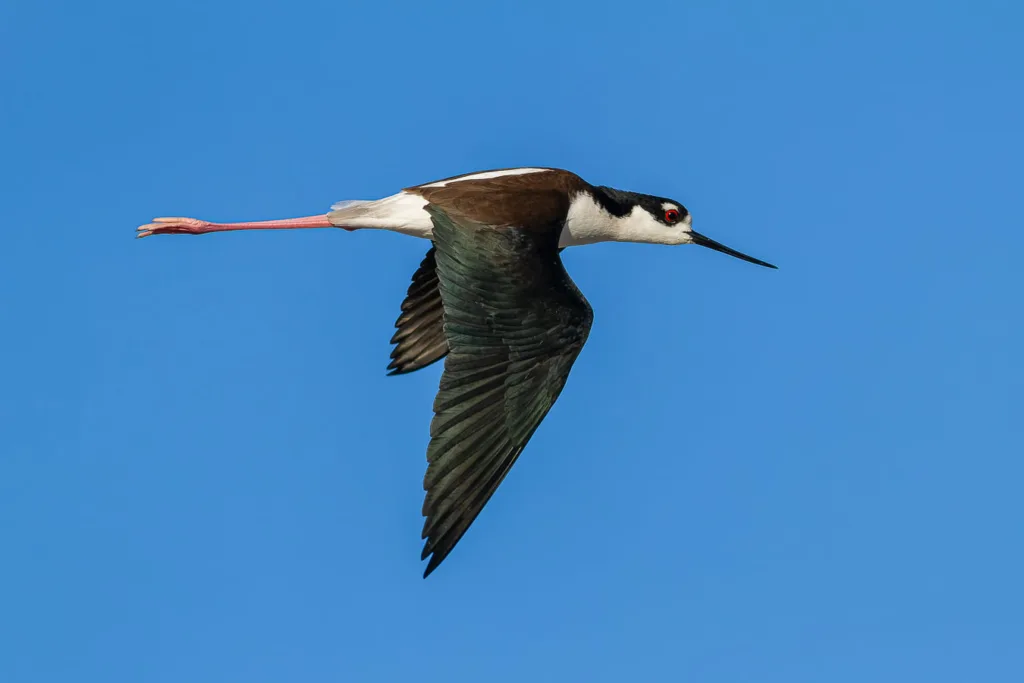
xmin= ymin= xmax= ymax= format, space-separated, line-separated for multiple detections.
xmin=420 ymin=205 xmax=593 ymax=577
xmin=387 ymin=247 xmax=449 ymax=375
xmin=387 ymin=245 xmax=568 ymax=376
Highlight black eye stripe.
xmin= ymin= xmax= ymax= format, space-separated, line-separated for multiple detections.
xmin=593 ymin=188 xmax=687 ymax=225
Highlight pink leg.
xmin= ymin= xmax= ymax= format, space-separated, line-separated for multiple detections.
xmin=136 ymin=214 xmax=349 ymax=239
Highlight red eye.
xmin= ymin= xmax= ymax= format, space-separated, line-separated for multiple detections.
xmin=665 ymin=209 xmax=680 ymax=223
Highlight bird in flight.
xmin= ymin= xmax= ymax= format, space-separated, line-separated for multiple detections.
xmin=138 ymin=167 xmax=776 ymax=577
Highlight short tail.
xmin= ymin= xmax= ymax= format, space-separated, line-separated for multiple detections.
xmin=327 ymin=199 xmax=375 ymax=227
xmin=329 ymin=199 xmax=371 ymax=212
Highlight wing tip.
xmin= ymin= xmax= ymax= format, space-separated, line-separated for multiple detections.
xmin=421 ymin=548 xmax=446 ymax=578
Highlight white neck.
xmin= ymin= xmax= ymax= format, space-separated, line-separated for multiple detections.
xmin=560 ymin=193 xmax=618 ymax=247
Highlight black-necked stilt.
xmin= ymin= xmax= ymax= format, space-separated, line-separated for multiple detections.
xmin=138 ymin=167 xmax=777 ymax=577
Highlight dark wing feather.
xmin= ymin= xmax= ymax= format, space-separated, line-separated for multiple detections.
xmin=387 ymin=245 xmax=567 ymax=375
xmin=420 ymin=206 xmax=593 ymax=577
xmin=387 ymin=247 xmax=449 ymax=375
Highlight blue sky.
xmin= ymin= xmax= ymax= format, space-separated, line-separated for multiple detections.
xmin=2 ymin=0 xmax=1022 ymax=680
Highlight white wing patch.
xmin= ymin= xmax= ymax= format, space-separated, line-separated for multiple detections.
xmin=420 ymin=167 xmax=549 ymax=188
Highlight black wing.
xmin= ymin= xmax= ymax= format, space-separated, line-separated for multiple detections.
xmin=387 ymin=246 xmax=567 ymax=376
xmin=387 ymin=247 xmax=449 ymax=375
xmin=420 ymin=206 xmax=593 ymax=577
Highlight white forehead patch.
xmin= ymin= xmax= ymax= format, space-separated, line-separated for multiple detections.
xmin=661 ymin=201 xmax=679 ymax=212
xmin=421 ymin=168 xmax=549 ymax=188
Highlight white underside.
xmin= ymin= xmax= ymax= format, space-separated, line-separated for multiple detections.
xmin=328 ymin=192 xmax=435 ymax=239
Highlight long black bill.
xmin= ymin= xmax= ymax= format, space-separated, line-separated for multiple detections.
xmin=689 ymin=231 xmax=777 ymax=269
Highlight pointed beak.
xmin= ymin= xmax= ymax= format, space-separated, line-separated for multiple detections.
xmin=689 ymin=231 xmax=777 ymax=269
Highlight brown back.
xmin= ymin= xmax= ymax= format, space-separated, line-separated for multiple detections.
xmin=406 ymin=169 xmax=591 ymax=233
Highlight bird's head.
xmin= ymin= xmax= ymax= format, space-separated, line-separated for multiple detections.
xmin=585 ymin=187 xmax=777 ymax=268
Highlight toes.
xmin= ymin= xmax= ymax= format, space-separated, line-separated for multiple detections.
xmin=135 ymin=217 xmax=206 ymax=237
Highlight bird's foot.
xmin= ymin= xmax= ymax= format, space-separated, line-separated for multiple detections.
xmin=136 ymin=217 xmax=211 ymax=238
